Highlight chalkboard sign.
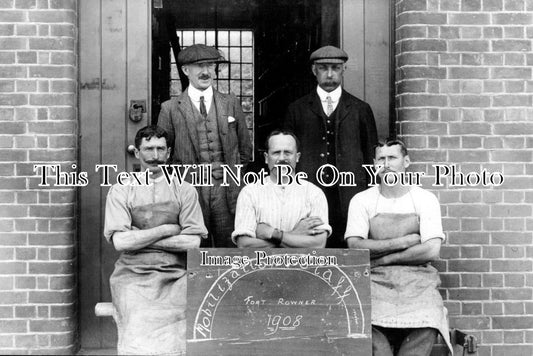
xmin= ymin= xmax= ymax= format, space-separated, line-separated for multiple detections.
xmin=187 ymin=248 xmax=371 ymax=355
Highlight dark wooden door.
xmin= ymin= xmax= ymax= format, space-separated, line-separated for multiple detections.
xmin=79 ymin=0 xmax=150 ymax=349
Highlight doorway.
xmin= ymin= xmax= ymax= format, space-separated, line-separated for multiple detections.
xmin=152 ymin=0 xmax=341 ymax=165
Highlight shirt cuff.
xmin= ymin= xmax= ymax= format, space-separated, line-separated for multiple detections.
xmin=231 ymin=229 xmax=256 ymax=245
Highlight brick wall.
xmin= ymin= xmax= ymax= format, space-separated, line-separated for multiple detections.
xmin=0 ymin=0 xmax=78 ymax=354
xmin=395 ymin=0 xmax=532 ymax=355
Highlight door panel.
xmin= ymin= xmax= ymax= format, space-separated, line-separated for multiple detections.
xmin=79 ymin=0 xmax=150 ymax=349
xmin=342 ymin=0 xmax=392 ymax=140
xmin=126 ymin=0 xmax=151 ymax=172
xmin=79 ymin=0 xmax=103 ymax=348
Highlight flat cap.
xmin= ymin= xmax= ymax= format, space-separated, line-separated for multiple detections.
xmin=178 ymin=44 xmax=225 ymax=66
xmin=310 ymin=45 xmax=348 ymax=64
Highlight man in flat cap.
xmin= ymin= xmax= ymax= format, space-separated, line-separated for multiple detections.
xmin=284 ymin=45 xmax=378 ymax=248
xmin=158 ymin=44 xmax=252 ymax=247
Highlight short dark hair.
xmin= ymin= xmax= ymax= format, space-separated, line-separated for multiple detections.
xmin=374 ymin=138 xmax=409 ymax=157
xmin=134 ymin=125 xmax=170 ymax=149
xmin=264 ymin=130 xmax=300 ymax=152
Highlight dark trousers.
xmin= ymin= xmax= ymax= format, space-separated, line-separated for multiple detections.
xmin=198 ymin=180 xmax=235 ymax=248
xmin=372 ymin=326 xmax=438 ymax=356
xmin=323 ymin=185 xmax=347 ymax=248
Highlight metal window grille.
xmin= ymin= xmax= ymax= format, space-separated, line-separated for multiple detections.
xmin=170 ymin=29 xmax=254 ymax=142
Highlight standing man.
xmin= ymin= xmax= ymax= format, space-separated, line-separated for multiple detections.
xmin=345 ymin=139 xmax=452 ymax=356
xmin=158 ymin=44 xmax=252 ymax=247
xmin=104 ymin=125 xmax=207 ymax=355
xmin=284 ymin=45 xmax=378 ymax=248
xmin=232 ymin=130 xmax=331 ymax=248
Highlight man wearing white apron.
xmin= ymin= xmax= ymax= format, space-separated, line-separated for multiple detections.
xmin=345 ymin=139 xmax=452 ymax=356
xmin=104 ymin=126 xmax=207 ymax=355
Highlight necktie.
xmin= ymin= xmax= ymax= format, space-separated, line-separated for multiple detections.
xmin=326 ymin=96 xmax=333 ymax=116
xmin=200 ymin=96 xmax=207 ymax=118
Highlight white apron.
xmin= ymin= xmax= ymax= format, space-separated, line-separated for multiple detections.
xmin=369 ymin=212 xmax=453 ymax=354
xmin=110 ymin=201 xmax=187 ymax=355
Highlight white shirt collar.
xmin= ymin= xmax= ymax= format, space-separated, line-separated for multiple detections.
xmin=187 ymin=85 xmax=213 ymax=103
xmin=316 ymin=85 xmax=342 ymax=102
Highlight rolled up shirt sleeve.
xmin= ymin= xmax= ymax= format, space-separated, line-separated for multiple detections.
xmin=231 ymin=187 xmax=258 ymax=244
xmin=344 ymin=194 xmax=370 ymax=240
xmin=418 ymin=191 xmax=445 ymax=243
xmin=103 ymin=185 xmax=132 ymax=243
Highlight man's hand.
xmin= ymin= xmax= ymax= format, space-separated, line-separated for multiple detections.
xmin=279 ymin=216 xmax=327 ymax=248
xmin=291 ymin=216 xmax=325 ymax=235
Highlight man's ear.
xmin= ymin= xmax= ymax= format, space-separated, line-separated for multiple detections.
xmin=403 ymin=155 xmax=410 ymax=169
xmin=264 ymin=151 xmax=268 ymax=165
xmin=182 ymin=65 xmax=189 ymax=77
xmin=296 ymin=152 xmax=301 ymax=163
xmin=134 ymin=148 xmax=140 ymax=160
xmin=311 ymin=64 xmax=317 ymax=75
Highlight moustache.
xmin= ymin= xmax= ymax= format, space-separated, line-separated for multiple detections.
xmin=198 ymin=75 xmax=211 ymax=80
xmin=145 ymin=160 xmax=166 ymax=165
xmin=271 ymin=163 xmax=293 ymax=175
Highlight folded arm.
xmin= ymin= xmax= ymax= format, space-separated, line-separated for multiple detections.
xmin=236 ymin=235 xmax=277 ymax=248
xmin=149 ymin=233 xmax=201 ymax=252
xmin=280 ymin=217 xmax=327 ymax=248
xmin=347 ymin=233 xmax=421 ymax=258
xmin=370 ymin=237 xmax=442 ymax=267
xmin=146 ymin=184 xmax=206 ymax=252
xmin=112 ymin=224 xmax=181 ymax=252
xmin=253 ymin=217 xmax=327 ymax=248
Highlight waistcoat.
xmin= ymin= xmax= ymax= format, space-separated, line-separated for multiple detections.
xmin=320 ymin=104 xmax=338 ymax=166
xmin=193 ymin=98 xmax=224 ymax=165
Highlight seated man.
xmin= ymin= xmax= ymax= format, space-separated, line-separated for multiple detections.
xmin=345 ymin=139 xmax=452 ymax=356
xmin=232 ymin=130 xmax=331 ymax=248
xmin=104 ymin=125 xmax=207 ymax=355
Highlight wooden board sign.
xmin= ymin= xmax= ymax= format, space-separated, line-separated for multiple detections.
xmin=187 ymin=248 xmax=371 ymax=355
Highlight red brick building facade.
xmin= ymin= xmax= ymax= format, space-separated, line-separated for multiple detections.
xmin=395 ymin=1 xmax=533 ymax=355
xmin=0 ymin=0 xmax=78 ymax=354
xmin=0 ymin=0 xmax=531 ymax=354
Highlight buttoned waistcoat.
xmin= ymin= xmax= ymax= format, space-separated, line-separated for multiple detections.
xmin=284 ymin=90 xmax=378 ymax=217
xmin=158 ymin=88 xmax=252 ymax=213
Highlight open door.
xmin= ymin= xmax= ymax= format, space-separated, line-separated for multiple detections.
xmin=79 ymin=0 xmax=151 ymax=349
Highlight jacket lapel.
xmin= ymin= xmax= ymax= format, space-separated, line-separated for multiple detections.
xmin=336 ymin=90 xmax=352 ymax=126
xmin=214 ymin=90 xmax=229 ymax=135
xmin=213 ymin=90 xmax=231 ymax=160
xmin=176 ymin=89 xmax=200 ymax=159
xmin=309 ymin=92 xmax=324 ymax=120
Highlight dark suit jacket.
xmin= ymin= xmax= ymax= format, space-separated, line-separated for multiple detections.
xmin=284 ymin=89 xmax=378 ymax=217
xmin=158 ymin=88 xmax=252 ymax=213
